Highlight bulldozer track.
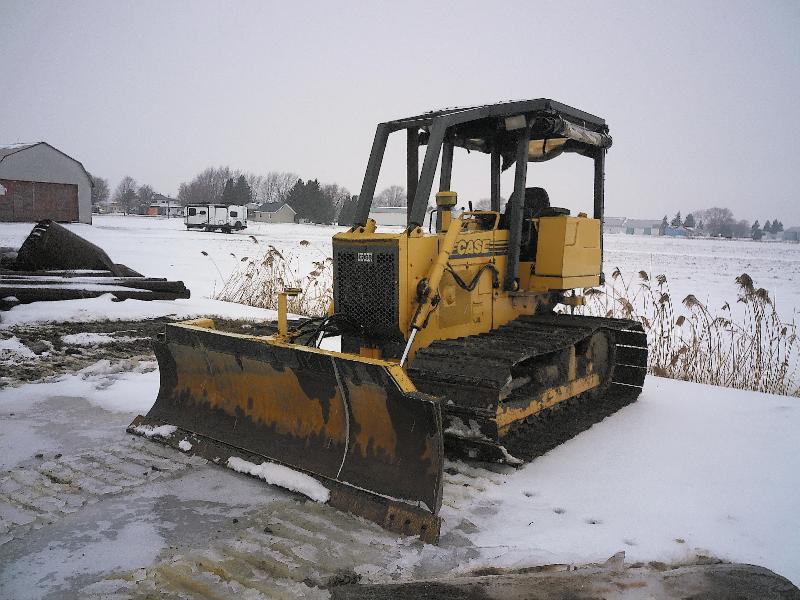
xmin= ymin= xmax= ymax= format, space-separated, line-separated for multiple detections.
xmin=408 ymin=313 xmax=648 ymax=463
xmin=0 ymin=438 xmax=197 ymax=545
xmin=82 ymin=500 xmax=416 ymax=600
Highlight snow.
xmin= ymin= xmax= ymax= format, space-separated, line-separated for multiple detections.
xmin=0 ymin=335 xmax=35 ymax=358
xmin=131 ymin=424 xmax=177 ymax=439
xmin=0 ymin=359 xmax=159 ymax=414
xmin=603 ymin=234 xmax=800 ymax=320
xmin=444 ymin=416 xmax=490 ymax=440
xmin=226 ymin=456 xmax=331 ymax=503
xmin=0 ymin=294 xmax=279 ymax=328
xmin=61 ymin=332 xmax=144 ymax=345
xmin=452 ymin=377 xmax=800 ymax=584
xmin=3 ymin=216 xmax=796 ymax=325
xmin=1 ymin=216 xmax=800 ymax=592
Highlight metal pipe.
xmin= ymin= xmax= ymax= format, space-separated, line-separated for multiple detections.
xmin=277 ymin=288 xmax=301 ymax=337
xmin=503 ymin=125 xmax=531 ymax=291
xmin=406 ymin=128 xmax=419 ymax=221
xmin=594 ymin=149 xmax=605 ymax=269
xmin=439 ymin=142 xmax=453 ymax=192
xmin=354 ymin=124 xmax=390 ymax=227
xmin=278 ymin=292 xmax=289 ymax=336
xmin=399 ymin=328 xmax=417 ymax=368
xmin=408 ymin=123 xmax=446 ymax=227
xmin=491 ymin=145 xmax=501 ymax=212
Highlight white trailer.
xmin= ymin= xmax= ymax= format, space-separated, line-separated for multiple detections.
xmin=184 ymin=204 xmax=247 ymax=233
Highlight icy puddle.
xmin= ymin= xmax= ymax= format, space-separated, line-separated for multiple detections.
xmin=1 ymin=367 xmax=799 ymax=598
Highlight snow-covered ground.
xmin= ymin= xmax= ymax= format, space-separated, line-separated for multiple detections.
xmin=1 ymin=215 xmax=799 ymax=597
xmin=3 ymin=215 xmax=798 ymax=326
xmin=0 ymin=370 xmax=797 ymax=598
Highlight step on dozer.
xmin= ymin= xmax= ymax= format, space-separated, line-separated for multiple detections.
xmin=130 ymin=99 xmax=648 ymax=542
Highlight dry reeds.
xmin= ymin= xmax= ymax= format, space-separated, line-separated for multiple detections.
xmin=577 ymin=270 xmax=800 ymax=396
xmin=214 ymin=241 xmax=332 ymax=317
xmin=216 ymin=240 xmax=799 ymax=396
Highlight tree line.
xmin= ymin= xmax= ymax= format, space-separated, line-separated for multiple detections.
xmin=661 ymin=208 xmax=785 ymax=240
xmin=91 ymin=166 xmax=411 ymax=224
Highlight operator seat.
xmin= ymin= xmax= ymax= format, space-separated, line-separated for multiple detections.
xmin=501 ymin=187 xmax=570 ymax=261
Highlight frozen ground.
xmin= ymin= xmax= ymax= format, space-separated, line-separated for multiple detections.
xmin=0 ymin=370 xmax=797 ymax=598
xmin=1 ymin=216 xmax=799 ymax=597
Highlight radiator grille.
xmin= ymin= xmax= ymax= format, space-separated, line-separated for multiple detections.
xmin=333 ymin=243 xmax=400 ymax=339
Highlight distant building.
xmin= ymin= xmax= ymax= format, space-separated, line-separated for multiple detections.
xmin=624 ymin=218 xmax=661 ymax=236
xmin=782 ymin=227 xmax=800 ymax=242
xmin=0 ymin=142 xmax=92 ymax=224
xmin=663 ymin=226 xmax=690 ymax=237
xmin=250 ymin=202 xmax=297 ymax=223
xmin=146 ymin=195 xmax=182 ymax=217
xmin=603 ymin=216 xmax=627 ymax=234
xmin=369 ymin=206 xmax=407 ymax=227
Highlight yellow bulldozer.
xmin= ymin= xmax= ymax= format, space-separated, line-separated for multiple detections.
xmin=129 ymin=99 xmax=647 ymax=542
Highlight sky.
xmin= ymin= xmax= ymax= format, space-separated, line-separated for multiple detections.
xmin=1 ymin=1 xmax=798 ymax=223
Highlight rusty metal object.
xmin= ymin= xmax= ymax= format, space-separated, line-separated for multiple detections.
xmin=0 ymin=273 xmax=190 ymax=305
xmin=14 ymin=219 xmax=142 ymax=276
xmin=129 ymin=321 xmax=444 ymax=541
xmin=2 ymin=220 xmax=190 ymax=308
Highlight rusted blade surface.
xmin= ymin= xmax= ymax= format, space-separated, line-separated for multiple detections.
xmin=138 ymin=323 xmax=443 ymax=515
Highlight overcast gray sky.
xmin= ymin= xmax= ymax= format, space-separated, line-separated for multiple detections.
xmin=2 ymin=1 xmax=798 ymax=222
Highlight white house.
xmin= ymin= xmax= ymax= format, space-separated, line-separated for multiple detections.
xmin=624 ymin=218 xmax=661 ymax=236
xmin=146 ymin=195 xmax=183 ymax=218
xmin=0 ymin=142 xmax=92 ymax=224
xmin=603 ymin=216 xmax=627 ymax=234
xmin=251 ymin=202 xmax=297 ymax=223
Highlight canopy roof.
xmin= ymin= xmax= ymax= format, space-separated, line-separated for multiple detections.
xmin=384 ymin=98 xmax=611 ymax=167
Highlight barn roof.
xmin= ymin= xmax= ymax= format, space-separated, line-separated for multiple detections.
xmin=0 ymin=143 xmax=38 ymax=160
xmin=0 ymin=142 xmax=93 ymax=187
xmin=257 ymin=202 xmax=296 ymax=214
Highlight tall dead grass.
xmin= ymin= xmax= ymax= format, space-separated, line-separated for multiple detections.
xmin=213 ymin=240 xmax=332 ymax=317
xmin=575 ymin=270 xmax=800 ymax=396
xmin=213 ymin=240 xmax=799 ymax=396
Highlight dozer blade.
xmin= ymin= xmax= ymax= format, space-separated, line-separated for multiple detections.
xmin=129 ymin=321 xmax=443 ymax=542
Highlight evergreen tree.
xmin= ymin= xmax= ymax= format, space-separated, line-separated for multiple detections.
xmin=751 ymin=220 xmax=763 ymax=241
xmin=337 ymin=195 xmax=359 ymax=226
xmin=775 ymin=220 xmax=784 ymax=233
xmin=763 ymin=219 xmax=773 ymax=234
xmin=671 ymin=211 xmax=682 ymax=227
xmin=660 ymin=215 xmax=668 ymax=235
xmin=233 ymin=174 xmax=252 ymax=205
xmin=221 ymin=178 xmax=235 ymax=204
xmin=684 ymin=213 xmax=695 ymax=228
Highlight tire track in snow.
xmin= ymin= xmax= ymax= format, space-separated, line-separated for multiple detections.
xmin=0 ymin=438 xmax=198 ymax=545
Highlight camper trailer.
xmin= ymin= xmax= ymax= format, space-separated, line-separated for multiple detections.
xmin=184 ymin=204 xmax=247 ymax=233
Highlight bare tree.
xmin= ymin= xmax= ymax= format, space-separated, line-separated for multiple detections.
xmin=177 ymin=166 xmax=235 ymax=205
xmin=138 ymin=184 xmax=156 ymax=209
xmin=89 ymin=173 xmax=110 ymax=206
xmin=374 ymin=185 xmax=406 ymax=207
xmin=694 ymin=207 xmax=735 ymax=237
xmin=321 ymin=183 xmax=352 ymax=219
xmin=254 ymin=171 xmax=300 ymax=205
xmin=113 ymin=176 xmax=138 ymax=214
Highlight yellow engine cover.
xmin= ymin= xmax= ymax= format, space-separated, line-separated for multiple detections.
xmin=531 ymin=215 xmax=601 ymax=291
